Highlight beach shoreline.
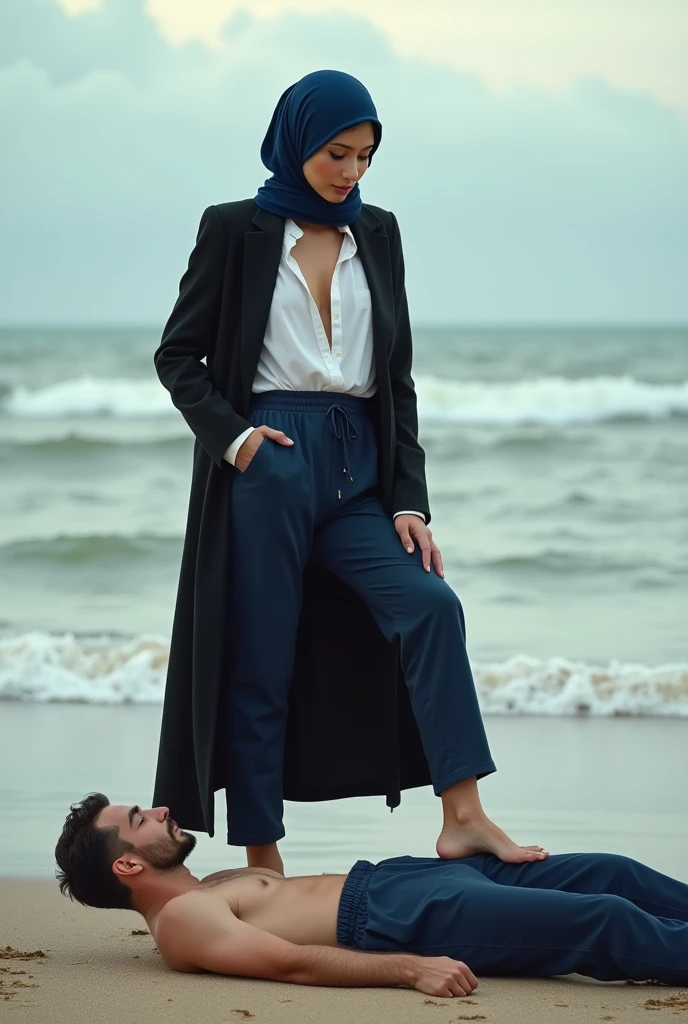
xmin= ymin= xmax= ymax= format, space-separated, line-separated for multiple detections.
xmin=3 ymin=706 xmax=688 ymax=880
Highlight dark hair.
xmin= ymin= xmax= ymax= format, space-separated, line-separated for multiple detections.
xmin=55 ymin=793 xmax=134 ymax=910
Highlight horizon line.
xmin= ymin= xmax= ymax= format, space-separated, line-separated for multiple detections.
xmin=1 ymin=321 xmax=686 ymax=333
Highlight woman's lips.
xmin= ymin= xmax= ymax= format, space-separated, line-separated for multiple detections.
xmin=332 ymin=185 xmax=352 ymax=194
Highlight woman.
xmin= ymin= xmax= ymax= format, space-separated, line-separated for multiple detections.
xmin=153 ymin=70 xmax=545 ymax=874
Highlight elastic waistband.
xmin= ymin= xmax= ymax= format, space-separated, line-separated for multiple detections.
xmin=336 ymin=860 xmax=375 ymax=949
xmin=250 ymin=390 xmax=373 ymax=417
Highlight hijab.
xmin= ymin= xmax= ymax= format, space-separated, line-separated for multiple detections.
xmin=254 ymin=70 xmax=382 ymax=226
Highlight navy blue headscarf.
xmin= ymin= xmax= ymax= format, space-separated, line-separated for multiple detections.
xmin=254 ymin=70 xmax=382 ymax=227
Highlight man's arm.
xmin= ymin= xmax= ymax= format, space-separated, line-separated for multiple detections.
xmin=157 ymin=895 xmax=477 ymax=997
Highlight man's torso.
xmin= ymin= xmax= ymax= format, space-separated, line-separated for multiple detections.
xmin=152 ymin=868 xmax=347 ymax=951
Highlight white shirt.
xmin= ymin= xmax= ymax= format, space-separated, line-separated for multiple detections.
xmin=223 ymin=218 xmax=424 ymax=522
xmin=254 ymin=218 xmax=377 ymax=398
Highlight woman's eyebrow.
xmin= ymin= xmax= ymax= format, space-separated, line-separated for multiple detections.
xmin=329 ymin=141 xmax=374 ymax=150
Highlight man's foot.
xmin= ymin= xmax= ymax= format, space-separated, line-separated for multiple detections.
xmin=246 ymin=843 xmax=284 ymax=875
xmin=436 ymin=813 xmax=549 ymax=864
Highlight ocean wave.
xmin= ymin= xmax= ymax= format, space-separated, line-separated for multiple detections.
xmin=472 ymin=550 xmax=644 ymax=575
xmin=1 ymin=633 xmax=686 ymax=716
xmin=2 ymin=376 xmax=169 ymax=418
xmin=417 ymin=375 xmax=688 ymax=427
xmin=2 ymin=535 xmax=679 ymax=585
xmin=0 ymin=534 xmax=182 ymax=567
xmin=0 ymin=435 xmax=189 ymax=455
xmin=0 ymin=633 xmax=167 ymax=704
xmin=477 ymin=654 xmax=688 ymax=716
xmin=459 ymin=547 xmax=684 ymax=578
xmin=2 ymin=374 xmax=687 ymax=427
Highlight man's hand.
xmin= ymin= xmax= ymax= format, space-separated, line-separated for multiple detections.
xmin=409 ymin=955 xmax=478 ymax=998
xmin=394 ymin=514 xmax=444 ymax=576
xmin=235 ymin=425 xmax=294 ymax=472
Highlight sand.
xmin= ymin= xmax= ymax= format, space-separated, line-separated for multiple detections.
xmin=1 ymin=879 xmax=686 ymax=1024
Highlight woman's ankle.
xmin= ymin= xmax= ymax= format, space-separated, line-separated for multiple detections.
xmin=439 ymin=775 xmax=483 ymax=825
xmin=246 ymin=842 xmax=284 ymax=874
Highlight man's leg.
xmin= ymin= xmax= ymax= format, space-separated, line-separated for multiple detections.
xmin=312 ymin=498 xmax=545 ymax=864
xmin=471 ymin=850 xmax=688 ymax=922
xmin=225 ymin=424 xmax=313 ymax=860
xmin=354 ymin=856 xmax=688 ymax=983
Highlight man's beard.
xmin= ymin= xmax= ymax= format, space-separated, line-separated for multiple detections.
xmin=137 ymin=818 xmax=196 ymax=870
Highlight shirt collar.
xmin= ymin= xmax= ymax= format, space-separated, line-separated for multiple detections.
xmin=283 ymin=218 xmax=357 ymax=257
xmin=284 ymin=218 xmax=302 ymax=244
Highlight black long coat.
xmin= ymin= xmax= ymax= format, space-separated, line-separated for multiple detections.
xmin=153 ymin=199 xmax=432 ymax=836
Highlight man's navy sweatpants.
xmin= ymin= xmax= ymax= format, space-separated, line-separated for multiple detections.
xmin=337 ymin=852 xmax=688 ymax=984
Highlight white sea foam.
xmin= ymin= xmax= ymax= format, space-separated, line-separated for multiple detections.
xmin=0 ymin=633 xmax=168 ymax=704
xmin=416 ymin=375 xmax=688 ymax=427
xmin=3 ymin=376 xmax=170 ymax=419
xmin=1 ymin=633 xmax=687 ymax=716
xmin=2 ymin=374 xmax=688 ymax=427
xmin=475 ymin=654 xmax=688 ymax=717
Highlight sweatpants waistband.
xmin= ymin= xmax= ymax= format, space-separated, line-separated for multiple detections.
xmin=337 ymin=859 xmax=375 ymax=949
xmin=249 ymin=390 xmax=374 ymax=418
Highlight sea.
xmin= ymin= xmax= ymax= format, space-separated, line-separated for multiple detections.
xmin=1 ymin=325 xmax=686 ymax=712
xmin=1 ymin=324 xmax=687 ymax=877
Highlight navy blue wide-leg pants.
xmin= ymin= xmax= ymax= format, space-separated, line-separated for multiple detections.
xmin=337 ymin=852 xmax=688 ymax=984
xmin=225 ymin=391 xmax=495 ymax=846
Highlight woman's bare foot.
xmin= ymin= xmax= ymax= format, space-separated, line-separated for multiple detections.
xmin=246 ymin=842 xmax=284 ymax=875
xmin=436 ymin=812 xmax=548 ymax=864
xmin=437 ymin=776 xmax=548 ymax=864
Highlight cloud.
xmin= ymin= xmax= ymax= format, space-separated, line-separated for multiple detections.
xmin=1 ymin=0 xmax=206 ymax=83
xmin=142 ymin=0 xmax=688 ymax=115
xmin=1 ymin=0 xmax=687 ymax=324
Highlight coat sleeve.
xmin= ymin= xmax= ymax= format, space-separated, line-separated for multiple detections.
xmin=154 ymin=205 xmax=252 ymax=467
xmin=387 ymin=212 xmax=431 ymax=524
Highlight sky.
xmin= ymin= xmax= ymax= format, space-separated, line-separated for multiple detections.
xmin=1 ymin=0 xmax=687 ymax=325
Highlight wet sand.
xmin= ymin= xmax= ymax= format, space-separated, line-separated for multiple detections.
xmin=2 ymin=704 xmax=687 ymax=879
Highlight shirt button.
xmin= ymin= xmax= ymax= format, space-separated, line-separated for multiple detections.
xmin=334 ymin=313 xmax=340 ymax=320
xmin=335 ymin=352 xmax=341 ymax=358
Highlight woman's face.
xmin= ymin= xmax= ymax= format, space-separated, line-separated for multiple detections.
xmin=302 ymin=121 xmax=376 ymax=204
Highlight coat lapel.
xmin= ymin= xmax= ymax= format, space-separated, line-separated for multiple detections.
xmin=352 ymin=207 xmax=395 ymax=368
xmin=240 ymin=206 xmax=284 ymax=401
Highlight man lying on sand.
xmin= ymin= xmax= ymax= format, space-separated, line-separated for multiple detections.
xmin=56 ymin=794 xmax=688 ymax=997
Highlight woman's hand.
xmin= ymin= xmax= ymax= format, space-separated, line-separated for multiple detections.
xmin=394 ymin=514 xmax=444 ymax=576
xmin=235 ymin=426 xmax=294 ymax=472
